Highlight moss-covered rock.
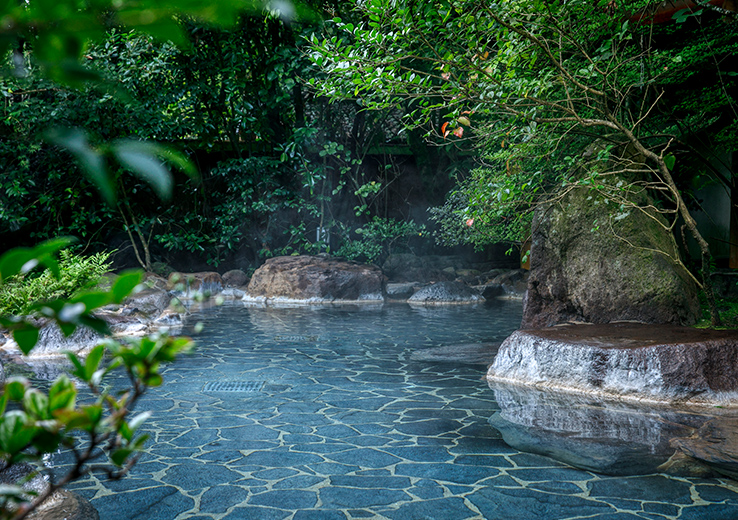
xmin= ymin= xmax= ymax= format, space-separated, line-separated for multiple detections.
xmin=522 ymin=182 xmax=699 ymax=328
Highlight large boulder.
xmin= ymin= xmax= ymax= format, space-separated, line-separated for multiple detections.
xmin=13 ymin=320 xmax=104 ymax=357
xmin=245 ymin=255 xmax=385 ymax=303
xmin=487 ymin=323 xmax=738 ymax=406
xmin=522 ymin=184 xmax=699 ymax=328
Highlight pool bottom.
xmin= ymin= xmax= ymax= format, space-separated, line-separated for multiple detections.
xmin=46 ymin=303 xmax=738 ymax=519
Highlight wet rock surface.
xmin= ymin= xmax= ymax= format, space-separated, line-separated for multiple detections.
xmin=222 ymin=269 xmax=249 ymax=287
xmin=168 ymin=271 xmax=224 ymax=295
xmin=26 ymin=490 xmax=99 ymax=520
xmin=408 ymin=281 xmax=484 ymax=305
xmin=0 ymin=463 xmax=97 ymax=519
xmin=522 ymin=185 xmax=700 ymax=328
xmin=487 ymin=323 xmax=738 ymax=405
xmin=385 ymin=282 xmax=419 ymax=300
xmin=245 ymin=255 xmax=385 ymax=303
xmin=124 ymin=287 xmax=172 ymax=316
xmin=2 ymin=320 xmax=107 ymax=357
xmin=671 ymin=417 xmax=738 ymax=480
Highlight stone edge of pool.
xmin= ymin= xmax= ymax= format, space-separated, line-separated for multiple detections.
xmin=487 ymin=322 xmax=738 ymax=407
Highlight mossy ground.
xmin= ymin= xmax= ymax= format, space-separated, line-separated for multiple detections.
xmin=695 ymin=293 xmax=738 ymax=329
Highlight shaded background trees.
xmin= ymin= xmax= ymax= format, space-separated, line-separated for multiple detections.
xmin=1 ymin=1 xmax=491 ymax=272
xmin=310 ymin=0 xmax=738 ymax=321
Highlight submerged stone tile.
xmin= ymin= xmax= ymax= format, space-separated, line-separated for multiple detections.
xmin=241 ymin=451 xmax=324 ymax=467
xmin=163 ymin=463 xmax=245 ymax=491
xmin=326 ymin=448 xmax=403 ymax=468
xmin=293 ymin=510 xmax=348 ymax=520
xmin=200 ymin=485 xmax=250 ymax=513
xmin=468 ymin=486 xmax=615 ymax=519
xmin=382 ymin=497 xmax=478 ymax=520
xmin=394 ymin=463 xmax=498 ymax=484
xmin=271 ymin=475 xmax=327 ymax=489
xmin=318 ymin=487 xmax=410 ymax=509
xmin=588 ymin=476 xmax=694 ymax=504
xmin=249 ymin=490 xmax=318 ymax=509
xmin=694 ymin=483 xmax=738 ymax=503
xmin=223 ymin=505 xmax=291 ymax=520
xmin=329 ymin=476 xmax=412 ymax=489
xmin=91 ymin=485 xmax=194 ymax=519
xmin=642 ymin=501 xmax=681 ymax=517
xmin=383 ymin=446 xmax=454 ymax=463
xmin=53 ymin=303 xmax=738 ymax=520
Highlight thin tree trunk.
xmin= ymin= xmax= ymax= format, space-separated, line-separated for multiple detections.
xmin=620 ymin=130 xmax=722 ymax=326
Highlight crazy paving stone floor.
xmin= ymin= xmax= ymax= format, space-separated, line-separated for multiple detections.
xmin=51 ymin=302 xmax=738 ymax=519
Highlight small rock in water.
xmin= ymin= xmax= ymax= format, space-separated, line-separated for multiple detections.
xmin=408 ymin=281 xmax=484 ymax=305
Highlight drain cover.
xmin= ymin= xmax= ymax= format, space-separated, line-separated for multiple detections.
xmin=202 ymin=381 xmax=265 ymax=393
xmin=274 ymin=335 xmax=319 ymax=342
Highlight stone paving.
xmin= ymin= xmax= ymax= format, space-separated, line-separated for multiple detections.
xmin=46 ymin=302 xmax=738 ymax=519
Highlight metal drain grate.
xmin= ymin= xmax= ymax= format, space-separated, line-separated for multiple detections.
xmin=274 ymin=335 xmax=319 ymax=342
xmin=202 ymin=381 xmax=265 ymax=393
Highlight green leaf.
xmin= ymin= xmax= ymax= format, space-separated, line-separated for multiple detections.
xmin=82 ymin=404 xmax=103 ymax=427
xmin=43 ymin=60 xmax=104 ymax=89
xmin=58 ymin=321 xmax=77 ymax=337
xmin=111 ymin=270 xmax=144 ymax=303
xmin=111 ymin=447 xmax=134 ymax=466
xmin=55 ymin=410 xmax=92 ymax=430
xmin=71 ymin=291 xmax=112 ymax=311
xmin=66 ymin=352 xmax=87 ymax=381
xmin=49 ymin=375 xmax=77 ymax=413
xmin=46 ymin=128 xmax=114 ymax=206
xmin=4 ymin=378 xmax=29 ymax=402
xmin=113 ymin=140 xmax=173 ymax=200
xmin=23 ymin=390 xmax=50 ymax=420
xmin=78 ymin=315 xmax=112 ymax=336
xmin=0 ymin=411 xmax=37 ymax=454
xmin=13 ymin=326 xmax=40 ymax=355
xmin=0 ymin=248 xmax=35 ymax=282
xmin=143 ymin=373 xmax=163 ymax=387
xmin=128 ymin=411 xmax=152 ymax=432
xmin=664 ymin=153 xmax=676 ymax=171
xmin=85 ymin=345 xmax=106 ymax=381
xmin=157 ymin=146 xmax=199 ymax=179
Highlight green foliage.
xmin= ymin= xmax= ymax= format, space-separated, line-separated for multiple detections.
xmin=336 ymin=217 xmax=425 ymax=264
xmin=0 ymin=250 xmax=112 ymax=316
xmin=0 ymin=240 xmax=194 ymax=518
xmin=310 ymin=0 xmax=738 ymax=248
xmin=696 ymin=293 xmax=738 ymax=329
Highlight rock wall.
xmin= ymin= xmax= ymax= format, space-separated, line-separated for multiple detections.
xmin=522 ymin=184 xmax=699 ymax=328
xmin=487 ymin=323 xmax=738 ymax=406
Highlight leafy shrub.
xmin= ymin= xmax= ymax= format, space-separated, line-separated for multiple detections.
xmin=337 ymin=217 xmax=425 ymax=264
xmin=0 ymin=249 xmax=112 ymax=315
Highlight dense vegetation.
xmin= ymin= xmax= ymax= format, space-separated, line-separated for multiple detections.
xmin=0 ymin=0 xmax=737 ymax=515
xmin=0 ymin=249 xmax=111 ymax=315
xmin=310 ymin=0 xmax=738 ymax=322
xmin=1 ymin=1 xmax=450 ymax=271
